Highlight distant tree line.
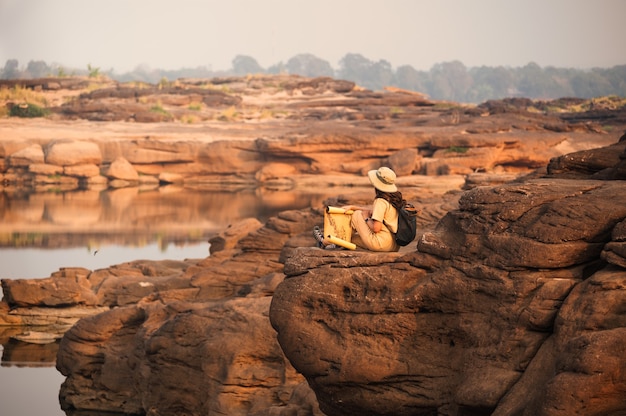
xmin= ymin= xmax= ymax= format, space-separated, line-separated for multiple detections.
xmin=2 ymin=54 xmax=625 ymax=103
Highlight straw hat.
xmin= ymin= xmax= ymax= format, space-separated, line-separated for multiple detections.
xmin=367 ymin=167 xmax=397 ymax=193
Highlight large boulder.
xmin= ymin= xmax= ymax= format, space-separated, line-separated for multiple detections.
xmin=45 ymin=140 xmax=102 ymax=166
xmin=8 ymin=144 xmax=44 ymax=167
xmin=104 ymin=156 xmax=139 ymax=181
xmin=1 ymin=268 xmax=97 ymax=307
xmin=57 ymin=297 xmax=309 ymax=416
xmin=547 ymin=137 xmax=626 ymax=178
xmin=386 ymin=147 xmax=420 ymax=176
xmin=208 ymin=217 xmax=263 ymax=254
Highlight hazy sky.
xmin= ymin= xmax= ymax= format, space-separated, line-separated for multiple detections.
xmin=0 ymin=0 xmax=624 ymax=73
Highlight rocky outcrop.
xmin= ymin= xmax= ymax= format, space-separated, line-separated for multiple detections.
xmin=547 ymin=134 xmax=626 ymax=179
xmin=57 ymin=296 xmax=308 ymax=415
xmin=45 ymin=140 xmax=103 ymax=166
xmin=0 ymin=77 xmax=93 ymax=91
xmin=2 ymin=75 xmax=622 ymax=191
xmin=49 ymin=210 xmax=327 ymax=415
xmin=269 ymin=141 xmax=626 ymax=415
xmin=7 ymin=143 xmax=45 ymax=166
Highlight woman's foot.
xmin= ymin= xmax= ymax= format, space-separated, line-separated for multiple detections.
xmin=313 ymin=226 xmax=337 ymax=249
xmin=313 ymin=226 xmax=325 ymax=248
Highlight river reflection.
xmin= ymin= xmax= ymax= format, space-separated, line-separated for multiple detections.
xmin=0 ymin=184 xmax=345 ymax=416
xmin=0 ymin=184 xmax=335 ymax=251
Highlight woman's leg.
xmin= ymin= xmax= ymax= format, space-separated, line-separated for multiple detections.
xmin=351 ymin=210 xmax=385 ymax=251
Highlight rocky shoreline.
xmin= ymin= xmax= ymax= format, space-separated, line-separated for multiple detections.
xmin=1 ymin=75 xmax=625 ymax=415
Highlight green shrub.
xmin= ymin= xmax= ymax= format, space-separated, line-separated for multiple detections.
xmin=87 ymin=63 xmax=100 ymax=78
xmin=10 ymin=103 xmax=50 ymax=118
xmin=150 ymin=102 xmax=169 ymax=115
xmin=149 ymin=102 xmax=173 ymax=120
xmin=446 ymin=146 xmax=469 ymax=154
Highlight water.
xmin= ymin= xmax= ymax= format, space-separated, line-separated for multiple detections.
xmin=0 ymin=185 xmax=341 ymax=416
xmin=0 ymin=242 xmax=211 ymax=281
xmin=0 ymin=242 xmax=212 ymax=416
xmin=0 ymin=365 xmax=66 ymax=416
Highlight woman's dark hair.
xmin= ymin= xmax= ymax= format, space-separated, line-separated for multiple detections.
xmin=375 ymin=189 xmax=403 ymax=208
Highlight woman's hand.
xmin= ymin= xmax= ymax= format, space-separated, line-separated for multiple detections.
xmin=368 ymin=218 xmax=383 ymax=233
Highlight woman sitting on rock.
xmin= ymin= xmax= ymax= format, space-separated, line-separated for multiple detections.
xmin=314 ymin=166 xmax=401 ymax=252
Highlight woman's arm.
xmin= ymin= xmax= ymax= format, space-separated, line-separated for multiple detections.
xmin=367 ymin=217 xmax=383 ymax=232
xmin=342 ymin=204 xmax=381 ymax=231
xmin=367 ymin=198 xmax=390 ymax=233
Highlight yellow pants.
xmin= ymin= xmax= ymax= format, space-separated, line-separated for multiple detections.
xmin=350 ymin=210 xmax=398 ymax=252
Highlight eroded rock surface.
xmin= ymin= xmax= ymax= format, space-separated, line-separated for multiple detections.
xmin=57 ymin=297 xmax=308 ymax=415
xmin=270 ymin=141 xmax=626 ymax=416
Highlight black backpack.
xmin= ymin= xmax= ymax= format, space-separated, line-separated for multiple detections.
xmin=387 ymin=200 xmax=418 ymax=246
